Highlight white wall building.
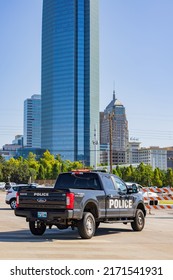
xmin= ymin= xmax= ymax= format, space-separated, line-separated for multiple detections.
xmin=139 ymin=147 xmax=167 ymax=170
xmin=127 ymin=141 xmax=141 ymax=164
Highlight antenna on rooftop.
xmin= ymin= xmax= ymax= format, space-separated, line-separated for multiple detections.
xmin=113 ymin=81 xmax=116 ymax=100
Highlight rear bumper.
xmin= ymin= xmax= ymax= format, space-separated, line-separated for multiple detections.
xmin=15 ymin=208 xmax=74 ymax=222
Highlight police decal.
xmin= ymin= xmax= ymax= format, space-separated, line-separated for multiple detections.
xmin=109 ymin=199 xmax=133 ymax=209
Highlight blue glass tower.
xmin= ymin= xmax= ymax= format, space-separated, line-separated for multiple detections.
xmin=41 ymin=0 xmax=99 ymax=166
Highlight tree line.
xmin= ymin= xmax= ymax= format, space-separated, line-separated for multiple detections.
xmin=112 ymin=163 xmax=173 ymax=187
xmin=0 ymin=150 xmax=173 ymax=187
xmin=0 ymin=151 xmax=83 ymax=184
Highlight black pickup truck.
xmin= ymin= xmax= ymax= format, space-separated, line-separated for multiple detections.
xmin=15 ymin=171 xmax=146 ymax=239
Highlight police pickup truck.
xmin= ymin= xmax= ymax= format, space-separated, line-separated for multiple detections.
xmin=15 ymin=171 xmax=146 ymax=239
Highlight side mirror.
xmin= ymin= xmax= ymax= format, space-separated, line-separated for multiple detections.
xmin=131 ymin=184 xmax=138 ymax=193
xmin=127 ymin=184 xmax=138 ymax=194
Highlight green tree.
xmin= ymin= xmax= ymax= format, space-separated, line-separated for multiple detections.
xmin=61 ymin=162 xmax=66 ymax=173
xmin=165 ymin=168 xmax=173 ymax=187
xmin=2 ymin=158 xmax=18 ymax=182
xmin=37 ymin=164 xmax=45 ymax=180
xmin=0 ymin=165 xmax=3 ymax=181
xmin=52 ymin=162 xmax=61 ymax=179
xmin=27 ymin=152 xmax=39 ymax=179
xmin=152 ymin=168 xmax=163 ymax=187
xmin=9 ymin=160 xmax=30 ymax=183
xmin=42 ymin=150 xmax=55 ymax=162
xmin=0 ymin=155 xmax=5 ymax=164
xmin=67 ymin=161 xmax=83 ymax=171
xmin=27 ymin=152 xmax=37 ymax=161
xmin=133 ymin=162 xmax=153 ymax=186
xmin=55 ymin=154 xmax=63 ymax=162
xmin=115 ymin=165 xmax=122 ymax=178
xmin=39 ymin=150 xmax=55 ymax=179
xmin=112 ymin=168 xmax=119 ymax=176
xmin=122 ymin=166 xmax=133 ymax=182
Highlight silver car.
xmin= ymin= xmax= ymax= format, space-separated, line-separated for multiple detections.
xmin=0 ymin=182 xmax=5 ymax=190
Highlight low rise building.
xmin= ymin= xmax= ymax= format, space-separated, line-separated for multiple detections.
xmin=139 ymin=146 xmax=167 ymax=170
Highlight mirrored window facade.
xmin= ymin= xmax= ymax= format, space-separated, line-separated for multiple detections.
xmin=41 ymin=0 xmax=99 ymax=166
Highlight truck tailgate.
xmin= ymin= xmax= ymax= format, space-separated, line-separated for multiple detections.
xmin=17 ymin=188 xmax=67 ymax=209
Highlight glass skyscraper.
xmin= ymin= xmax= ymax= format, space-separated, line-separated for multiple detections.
xmin=24 ymin=94 xmax=41 ymax=148
xmin=41 ymin=0 xmax=99 ymax=166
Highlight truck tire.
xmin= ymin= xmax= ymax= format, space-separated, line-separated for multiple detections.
xmin=29 ymin=221 xmax=46 ymax=236
xmin=78 ymin=212 xmax=96 ymax=239
xmin=10 ymin=199 xmax=16 ymax=209
xmin=131 ymin=209 xmax=145 ymax=231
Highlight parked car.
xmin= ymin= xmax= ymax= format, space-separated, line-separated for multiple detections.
xmin=5 ymin=184 xmax=37 ymax=209
xmin=4 ymin=182 xmax=16 ymax=190
xmin=0 ymin=182 xmax=5 ymax=190
xmin=125 ymin=182 xmax=159 ymax=205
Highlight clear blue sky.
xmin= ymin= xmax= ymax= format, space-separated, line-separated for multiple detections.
xmin=0 ymin=0 xmax=173 ymax=148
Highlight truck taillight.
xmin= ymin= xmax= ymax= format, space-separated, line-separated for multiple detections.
xmin=16 ymin=192 xmax=19 ymax=208
xmin=66 ymin=193 xmax=75 ymax=209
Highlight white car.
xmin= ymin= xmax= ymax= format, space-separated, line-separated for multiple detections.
xmin=0 ymin=182 xmax=5 ymax=190
xmin=5 ymin=184 xmax=37 ymax=209
xmin=125 ymin=182 xmax=159 ymax=206
xmin=4 ymin=182 xmax=16 ymax=190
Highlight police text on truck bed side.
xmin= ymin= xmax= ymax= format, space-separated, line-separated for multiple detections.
xmin=15 ymin=171 xmax=146 ymax=239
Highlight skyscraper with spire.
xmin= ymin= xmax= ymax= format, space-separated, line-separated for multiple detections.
xmin=41 ymin=0 xmax=99 ymax=166
xmin=100 ymin=91 xmax=129 ymax=164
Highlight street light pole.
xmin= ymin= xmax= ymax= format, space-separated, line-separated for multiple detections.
xmin=93 ymin=124 xmax=98 ymax=170
xmin=109 ymin=113 xmax=114 ymax=173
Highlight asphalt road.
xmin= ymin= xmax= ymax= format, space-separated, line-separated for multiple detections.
xmin=0 ymin=191 xmax=173 ymax=260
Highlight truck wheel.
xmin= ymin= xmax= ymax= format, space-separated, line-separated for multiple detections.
xmin=131 ymin=209 xmax=145 ymax=231
xmin=78 ymin=212 xmax=96 ymax=239
xmin=10 ymin=199 xmax=16 ymax=209
xmin=29 ymin=221 xmax=46 ymax=236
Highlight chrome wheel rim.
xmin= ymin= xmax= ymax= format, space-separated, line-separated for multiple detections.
xmin=138 ymin=212 xmax=143 ymax=226
xmin=86 ymin=217 xmax=94 ymax=235
xmin=11 ymin=200 xmax=16 ymax=209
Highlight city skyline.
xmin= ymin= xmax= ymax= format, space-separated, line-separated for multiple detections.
xmin=0 ymin=0 xmax=173 ymax=149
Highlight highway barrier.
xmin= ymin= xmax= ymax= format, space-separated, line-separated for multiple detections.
xmin=142 ymin=187 xmax=173 ymax=210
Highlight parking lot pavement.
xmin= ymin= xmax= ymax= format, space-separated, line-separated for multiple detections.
xmin=0 ymin=191 xmax=173 ymax=260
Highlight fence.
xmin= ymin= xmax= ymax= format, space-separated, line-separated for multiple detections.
xmin=142 ymin=187 xmax=173 ymax=210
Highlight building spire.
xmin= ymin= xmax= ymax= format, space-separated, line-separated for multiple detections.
xmin=113 ymin=81 xmax=116 ymax=101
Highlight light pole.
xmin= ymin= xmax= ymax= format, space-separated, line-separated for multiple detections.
xmin=92 ymin=124 xmax=98 ymax=170
xmin=108 ymin=113 xmax=114 ymax=173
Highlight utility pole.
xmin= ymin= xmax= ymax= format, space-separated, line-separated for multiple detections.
xmin=109 ymin=113 xmax=114 ymax=173
xmin=92 ymin=124 xmax=98 ymax=170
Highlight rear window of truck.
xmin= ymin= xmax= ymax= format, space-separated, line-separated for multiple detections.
xmin=55 ymin=173 xmax=102 ymax=190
